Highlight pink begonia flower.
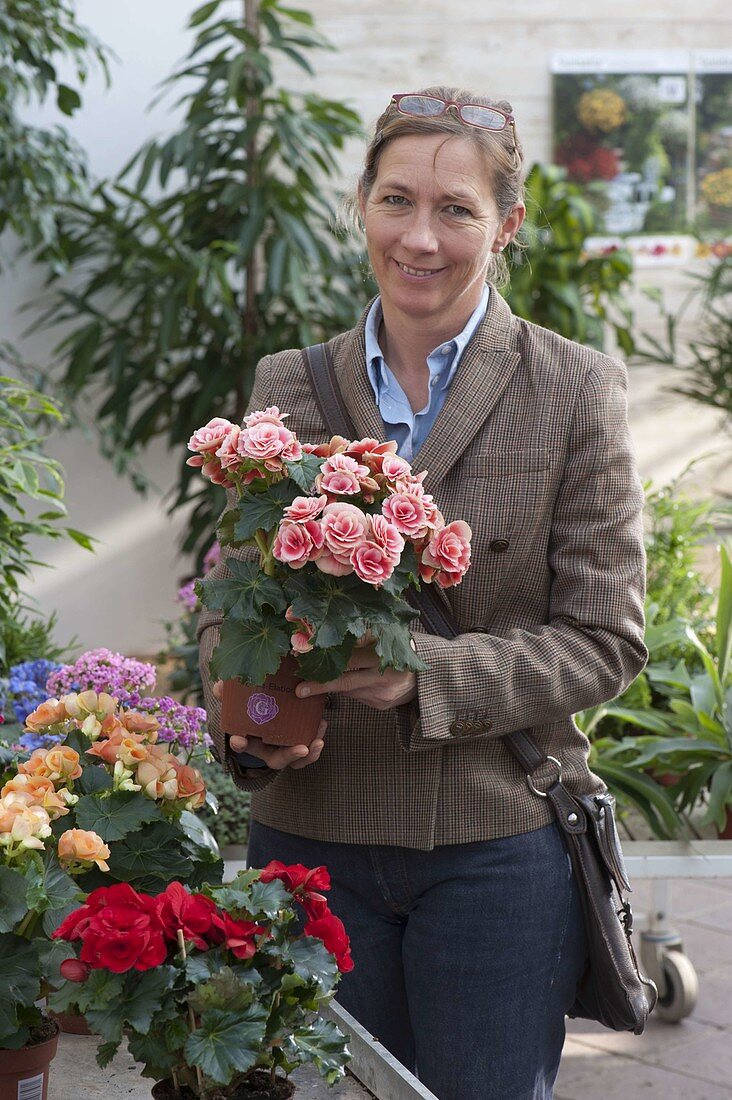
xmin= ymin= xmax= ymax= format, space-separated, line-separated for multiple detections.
xmin=382 ymin=490 xmax=431 ymax=540
xmin=281 ymin=436 xmax=303 ymax=463
xmin=317 ymin=452 xmax=369 ymax=496
xmin=285 ymin=606 xmax=317 ymax=653
xmin=387 ymin=477 xmax=443 ymax=532
xmin=243 ymin=406 xmax=288 ymax=428
xmin=273 ymin=520 xmax=325 ymax=569
xmin=381 ymin=453 xmax=413 ymax=482
xmin=369 ymin=514 xmax=405 ymax=562
xmin=420 ymin=520 xmax=472 ymax=587
xmin=321 ymin=503 xmax=369 ymax=563
xmin=187 ymin=418 xmax=235 ymax=456
xmin=283 ymin=495 xmax=328 ymax=523
xmin=314 ymin=549 xmax=353 ymax=576
xmin=215 ymin=425 xmax=242 ymax=469
xmin=346 ymin=438 xmax=398 ymax=473
xmin=200 ymin=458 xmax=233 ymax=488
xmin=351 ymin=542 xmax=396 ymax=586
xmin=237 ymin=421 xmax=299 ymax=463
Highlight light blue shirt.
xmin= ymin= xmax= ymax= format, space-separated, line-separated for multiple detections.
xmin=364 ymin=285 xmax=490 ymax=462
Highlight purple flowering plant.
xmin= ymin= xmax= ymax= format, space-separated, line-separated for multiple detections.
xmin=45 ymin=649 xmax=210 ymax=764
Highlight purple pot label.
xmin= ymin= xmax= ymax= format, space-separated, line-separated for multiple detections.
xmin=247 ymin=693 xmax=279 ymax=725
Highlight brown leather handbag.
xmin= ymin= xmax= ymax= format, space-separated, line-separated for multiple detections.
xmin=303 ymin=342 xmax=658 ymax=1034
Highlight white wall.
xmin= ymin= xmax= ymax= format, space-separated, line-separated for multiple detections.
xmin=3 ymin=0 xmax=730 ymax=657
xmin=2 ymin=0 xmax=195 ymax=656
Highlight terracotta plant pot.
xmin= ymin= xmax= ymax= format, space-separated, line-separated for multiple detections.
xmin=0 ymin=1020 xmax=59 ymax=1100
xmin=50 ymin=1008 xmax=94 ymax=1036
xmin=222 ymin=655 xmax=325 ymax=747
xmin=152 ymin=1069 xmax=295 ymax=1099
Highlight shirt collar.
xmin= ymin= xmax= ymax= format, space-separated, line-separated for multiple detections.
xmin=364 ymin=284 xmax=490 ymax=399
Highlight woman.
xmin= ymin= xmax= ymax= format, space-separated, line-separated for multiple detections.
xmin=198 ymin=87 xmax=647 ymax=1100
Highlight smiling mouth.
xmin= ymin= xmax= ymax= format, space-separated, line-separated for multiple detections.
xmin=394 ymin=260 xmax=444 ymax=278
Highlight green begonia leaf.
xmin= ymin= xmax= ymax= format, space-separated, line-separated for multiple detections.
xmin=0 ymin=936 xmax=40 ymax=1039
xmin=74 ymin=791 xmax=162 ymax=842
xmin=284 ymin=452 xmax=323 ymax=493
xmin=85 ymin=966 xmax=177 ymax=1042
xmin=49 ymin=968 xmax=122 ymax=1017
xmin=188 ymin=967 xmax=257 ymax=1015
xmin=96 ymin=1040 xmax=122 ymax=1069
xmin=24 ymin=849 xmax=82 ymax=913
xmin=76 ymin=762 xmax=114 ymax=795
xmin=0 ymin=865 xmax=29 ymax=931
xmin=295 ymin=638 xmax=354 ymax=683
xmin=184 ymin=1005 xmax=269 ymax=1084
xmin=233 ymin=482 xmax=299 ymax=541
xmin=289 ymin=1017 xmax=350 ymax=1084
xmin=285 ymin=937 xmax=339 ymax=995
xmin=374 ymin=622 xmax=428 ymax=673
xmin=107 ymin=821 xmax=193 ymax=888
xmin=210 ymin=616 xmax=290 ymax=686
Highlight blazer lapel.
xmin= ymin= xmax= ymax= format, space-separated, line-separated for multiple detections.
xmin=412 ymin=289 xmax=521 ymax=490
xmin=331 ymin=288 xmax=522 ymax=491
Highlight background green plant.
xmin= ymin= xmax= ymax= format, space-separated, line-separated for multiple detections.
xmin=595 ymin=545 xmax=732 ymax=834
xmin=576 ymin=471 xmax=728 ymax=837
xmin=0 ymin=0 xmax=109 ymax=272
xmin=31 ymin=0 xmax=367 ymax=561
xmin=505 ymin=162 xmax=636 ymax=354
xmin=0 ymin=370 xmax=92 ymax=671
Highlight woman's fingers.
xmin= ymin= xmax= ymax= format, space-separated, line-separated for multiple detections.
xmin=213 ymin=680 xmax=223 ymax=700
xmin=229 ymin=720 xmax=327 ymax=771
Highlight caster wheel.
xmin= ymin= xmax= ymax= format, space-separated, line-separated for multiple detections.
xmin=654 ymin=950 xmax=699 ymax=1023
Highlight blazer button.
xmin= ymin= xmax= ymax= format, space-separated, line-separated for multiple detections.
xmin=489 ymin=538 xmax=510 ymax=553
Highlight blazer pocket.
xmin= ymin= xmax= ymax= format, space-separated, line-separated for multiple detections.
xmin=459 ymin=446 xmax=551 ymax=550
xmin=463 ymin=447 xmax=550 ymax=477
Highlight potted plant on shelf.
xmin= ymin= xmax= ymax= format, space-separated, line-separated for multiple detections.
xmin=50 ymin=863 xmax=352 ymax=1098
xmin=599 ymin=545 xmax=732 ymax=837
xmin=0 ymin=737 xmax=108 ymax=1095
xmin=188 ymin=408 xmax=472 ymax=746
xmin=0 ymin=673 xmax=222 ymax=1055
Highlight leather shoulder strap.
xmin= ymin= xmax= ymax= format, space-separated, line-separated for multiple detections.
xmin=302 ymin=343 xmax=357 ymax=440
xmin=301 ymin=341 xmax=555 ymax=784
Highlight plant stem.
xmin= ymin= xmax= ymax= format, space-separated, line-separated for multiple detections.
xmin=177 ymin=929 xmax=205 ymax=1097
xmin=16 ymin=908 xmax=40 ymax=939
xmin=254 ymin=528 xmax=275 ymax=576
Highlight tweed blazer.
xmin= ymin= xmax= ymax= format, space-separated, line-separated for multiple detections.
xmin=197 ymin=287 xmax=647 ymax=850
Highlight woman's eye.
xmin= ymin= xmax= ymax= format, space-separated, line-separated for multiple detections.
xmin=384 ymin=194 xmax=409 ymax=207
xmin=446 ymin=204 xmax=471 ymax=217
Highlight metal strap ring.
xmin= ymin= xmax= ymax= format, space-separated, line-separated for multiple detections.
xmin=526 ymin=755 xmax=562 ymax=798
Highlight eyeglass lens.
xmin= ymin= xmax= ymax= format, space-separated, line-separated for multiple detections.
xmin=396 ymin=95 xmax=507 ymax=131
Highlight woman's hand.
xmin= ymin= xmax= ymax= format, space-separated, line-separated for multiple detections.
xmin=295 ymin=636 xmax=418 ymax=711
xmin=212 ymin=681 xmax=326 ymax=770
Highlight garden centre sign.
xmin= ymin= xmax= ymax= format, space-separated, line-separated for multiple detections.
xmin=551 ymin=50 xmax=732 ymax=260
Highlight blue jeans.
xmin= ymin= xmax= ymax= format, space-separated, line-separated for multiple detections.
xmin=247 ymin=819 xmax=588 ymax=1100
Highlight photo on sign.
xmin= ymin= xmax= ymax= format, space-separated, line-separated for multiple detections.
xmin=553 ymin=71 xmax=690 ymax=235
xmin=696 ymin=70 xmax=732 ymax=232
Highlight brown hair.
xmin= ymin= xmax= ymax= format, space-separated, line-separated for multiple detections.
xmin=349 ymin=85 xmax=525 ymax=285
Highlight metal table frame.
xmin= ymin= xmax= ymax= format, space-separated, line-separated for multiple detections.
xmin=622 ymin=840 xmax=732 ymax=1022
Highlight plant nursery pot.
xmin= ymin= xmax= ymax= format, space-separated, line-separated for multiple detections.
xmin=50 ymin=1008 xmax=94 ymax=1036
xmin=222 ymin=655 xmax=325 ymax=747
xmin=152 ymin=1070 xmax=295 ymax=1099
xmin=0 ymin=1019 xmax=59 ymax=1100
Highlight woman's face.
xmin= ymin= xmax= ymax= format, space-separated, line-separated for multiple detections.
xmin=360 ymin=133 xmax=524 ymax=328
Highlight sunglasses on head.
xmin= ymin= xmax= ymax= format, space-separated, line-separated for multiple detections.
xmin=390 ymin=93 xmax=515 ymax=133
